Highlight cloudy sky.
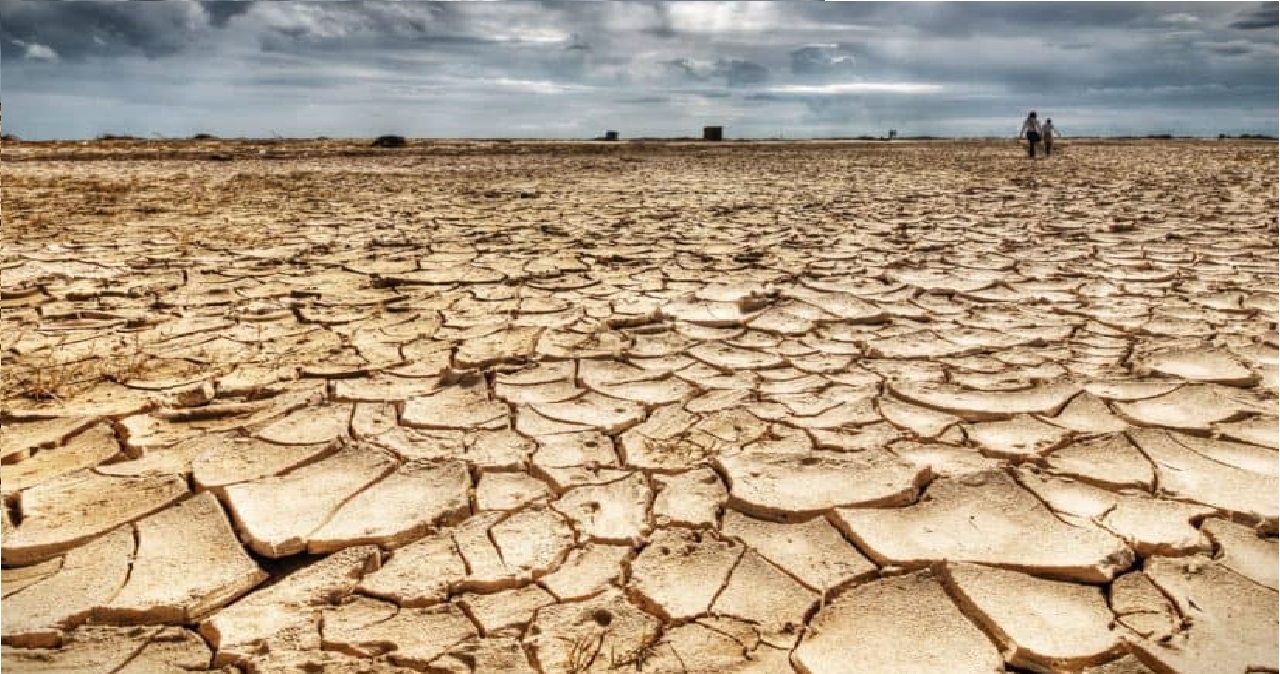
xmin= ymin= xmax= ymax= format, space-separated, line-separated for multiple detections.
xmin=2 ymin=1 xmax=1276 ymax=139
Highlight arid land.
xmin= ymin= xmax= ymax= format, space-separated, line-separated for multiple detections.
xmin=1 ymin=139 xmax=1277 ymax=673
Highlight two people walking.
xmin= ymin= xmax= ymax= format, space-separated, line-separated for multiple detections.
xmin=1019 ymin=110 xmax=1060 ymax=158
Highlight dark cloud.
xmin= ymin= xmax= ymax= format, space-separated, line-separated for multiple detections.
xmin=0 ymin=0 xmax=207 ymax=60
xmin=1229 ymin=3 xmax=1279 ymax=29
xmin=715 ymin=59 xmax=769 ymax=87
xmin=203 ymin=1 xmax=254 ymax=29
xmin=1208 ymin=44 xmax=1255 ymax=56
xmin=0 ymin=1 xmax=1274 ymax=139
xmin=642 ymin=4 xmax=680 ymax=40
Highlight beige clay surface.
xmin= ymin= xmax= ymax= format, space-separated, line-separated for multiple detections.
xmin=0 ymin=138 xmax=1276 ymax=672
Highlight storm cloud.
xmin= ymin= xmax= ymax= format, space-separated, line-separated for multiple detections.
xmin=1 ymin=1 xmax=1275 ymax=139
xmin=1229 ymin=2 xmax=1279 ymax=30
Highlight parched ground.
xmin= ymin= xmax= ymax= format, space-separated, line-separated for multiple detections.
xmin=0 ymin=138 xmax=1276 ymax=674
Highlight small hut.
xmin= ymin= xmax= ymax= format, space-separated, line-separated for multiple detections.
xmin=603 ymin=130 xmax=620 ymax=141
xmin=703 ymin=126 xmax=724 ymax=141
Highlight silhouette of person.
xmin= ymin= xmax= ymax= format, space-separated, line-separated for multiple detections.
xmin=1042 ymin=118 xmax=1060 ymax=156
xmin=1019 ymin=111 xmax=1043 ymax=158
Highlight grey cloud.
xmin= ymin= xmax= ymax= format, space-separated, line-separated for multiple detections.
xmin=1207 ymin=43 xmax=1255 ymax=56
xmin=619 ymin=96 xmax=671 ymax=105
xmin=1229 ymin=3 xmax=1279 ymax=29
xmin=665 ymin=58 xmax=710 ymax=81
xmin=782 ymin=2 xmax=1258 ymax=40
xmin=0 ymin=0 xmax=209 ymax=60
xmin=789 ymin=2 xmax=1159 ymax=38
xmin=790 ymin=45 xmax=856 ymax=75
xmin=256 ymin=4 xmax=441 ymax=50
xmin=203 ymin=1 xmax=254 ymax=29
xmin=667 ymin=88 xmax=735 ymax=99
xmin=0 ymin=1 xmax=1274 ymax=139
xmin=662 ymin=57 xmax=769 ymax=88
xmin=715 ymin=59 xmax=769 ymax=87
xmin=642 ymin=4 xmax=679 ymax=39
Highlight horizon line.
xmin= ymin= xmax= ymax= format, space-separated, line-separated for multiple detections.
xmin=4 ymin=133 xmax=1276 ymax=143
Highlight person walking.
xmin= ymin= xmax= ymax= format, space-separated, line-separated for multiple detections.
xmin=1042 ymin=118 xmax=1060 ymax=156
xmin=1019 ymin=110 xmax=1043 ymax=158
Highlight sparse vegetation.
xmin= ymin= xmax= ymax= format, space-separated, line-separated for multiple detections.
xmin=562 ymin=630 xmax=607 ymax=672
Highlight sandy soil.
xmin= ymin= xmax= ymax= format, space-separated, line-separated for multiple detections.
xmin=1 ymin=138 xmax=1276 ymax=673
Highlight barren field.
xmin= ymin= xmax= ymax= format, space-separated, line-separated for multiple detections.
xmin=1 ymin=139 xmax=1277 ymax=673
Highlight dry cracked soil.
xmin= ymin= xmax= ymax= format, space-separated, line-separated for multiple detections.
xmin=0 ymin=137 xmax=1276 ymax=674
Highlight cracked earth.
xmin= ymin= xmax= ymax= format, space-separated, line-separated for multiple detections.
xmin=0 ymin=138 xmax=1276 ymax=673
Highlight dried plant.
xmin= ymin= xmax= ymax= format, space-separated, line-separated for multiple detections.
xmin=561 ymin=629 xmax=607 ymax=673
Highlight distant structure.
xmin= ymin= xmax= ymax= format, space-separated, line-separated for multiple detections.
xmin=888 ymin=129 xmax=898 ymax=140
xmin=371 ymin=135 xmax=407 ymax=148
xmin=603 ymin=130 xmax=619 ymax=141
xmin=703 ymin=126 xmax=724 ymax=141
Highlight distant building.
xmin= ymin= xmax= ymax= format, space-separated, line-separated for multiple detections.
xmin=703 ymin=126 xmax=724 ymax=141
xmin=603 ymin=130 xmax=619 ymax=141
xmin=888 ymin=129 xmax=898 ymax=140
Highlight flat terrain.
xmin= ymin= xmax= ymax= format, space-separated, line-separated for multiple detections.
xmin=1 ymin=139 xmax=1276 ymax=673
